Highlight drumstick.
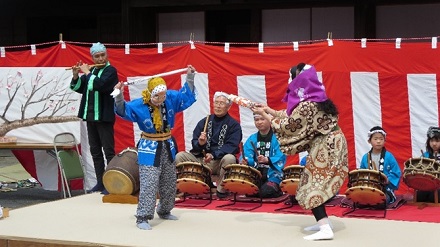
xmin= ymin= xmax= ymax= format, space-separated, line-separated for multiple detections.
xmin=372 ymin=161 xmax=378 ymax=171
xmin=367 ymin=153 xmax=378 ymax=171
xmin=203 ymin=115 xmax=210 ymax=133
xmin=65 ymin=63 xmax=106 ymax=70
xmin=248 ymin=141 xmax=259 ymax=168
xmin=201 ymin=115 xmax=211 ymax=158
xmin=250 ymin=141 xmax=276 ymax=170
xmin=238 ymin=142 xmax=247 ymax=165
xmin=110 ymin=68 xmax=189 ymax=97
xmin=250 ymin=141 xmax=259 ymax=156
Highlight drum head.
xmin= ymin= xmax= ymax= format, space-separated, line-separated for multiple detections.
xmin=221 ymin=179 xmax=259 ymax=195
xmin=103 ymin=170 xmax=135 ymax=195
xmin=176 ymin=178 xmax=210 ymax=195
xmin=344 ymin=186 xmax=386 ymax=205
xmin=404 ymin=173 xmax=440 ymax=191
xmin=280 ymin=179 xmax=300 ymax=195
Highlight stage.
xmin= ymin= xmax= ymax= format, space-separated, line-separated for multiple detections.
xmin=0 ymin=193 xmax=439 ymax=247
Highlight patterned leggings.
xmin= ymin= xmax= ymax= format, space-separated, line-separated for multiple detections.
xmin=136 ymin=149 xmax=176 ymax=222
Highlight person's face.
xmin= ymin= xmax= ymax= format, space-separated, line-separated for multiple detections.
xmin=213 ymin=96 xmax=230 ymax=117
xmin=254 ymin=115 xmax=270 ymax=132
xmin=429 ymin=137 xmax=440 ymax=153
xmin=150 ymin=91 xmax=167 ymax=106
xmin=288 ymin=69 xmax=293 ymax=83
xmin=288 ymin=68 xmax=301 ymax=83
xmin=369 ymin=133 xmax=385 ymax=152
xmin=92 ymin=51 xmax=108 ymax=65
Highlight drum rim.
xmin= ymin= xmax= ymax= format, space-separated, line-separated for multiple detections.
xmin=176 ymin=161 xmax=213 ymax=173
xmin=280 ymin=178 xmax=300 ymax=184
xmin=348 ymin=169 xmax=388 ymax=180
xmin=224 ymin=164 xmax=262 ymax=178
xmin=282 ymin=165 xmax=304 ymax=173
xmin=405 ymin=157 xmax=437 ymax=163
xmin=349 ymin=169 xmax=382 ymax=174
xmin=176 ymin=177 xmax=209 ymax=186
xmin=403 ymin=172 xmax=438 ymax=179
xmin=283 ymin=165 xmax=304 ymax=170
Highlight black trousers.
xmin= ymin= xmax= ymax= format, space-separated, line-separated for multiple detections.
xmin=311 ymin=204 xmax=328 ymax=222
xmin=86 ymin=121 xmax=115 ymax=186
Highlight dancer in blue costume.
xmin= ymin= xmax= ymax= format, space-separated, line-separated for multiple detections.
xmin=113 ymin=65 xmax=197 ymax=230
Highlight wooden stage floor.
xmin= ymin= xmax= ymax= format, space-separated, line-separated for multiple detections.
xmin=1 ymin=193 xmax=439 ymax=247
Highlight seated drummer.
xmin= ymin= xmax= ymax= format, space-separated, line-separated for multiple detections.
xmin=417 ymin=126 xmax=440 ymax=202
xmin=360 ymin=126 xmax=401 ymax=205
xmin=174 ymin=91 xmax=243 ymax=199
xmin=240 ymin=112 xmax=286 ymax=198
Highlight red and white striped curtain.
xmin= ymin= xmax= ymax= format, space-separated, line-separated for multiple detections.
xmin=1 ymin=40 xmax=439 ymax=193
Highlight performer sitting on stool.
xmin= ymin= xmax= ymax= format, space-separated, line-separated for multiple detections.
xmin=174 ymin=91 xmax=243 ymax=199
xmin=240 ymin=112 xmax=286 ymax=198
xmin=360 ymin=126 xmax=402 ymax=205
xmin=417 ymin=126 xmax=440 ymax=202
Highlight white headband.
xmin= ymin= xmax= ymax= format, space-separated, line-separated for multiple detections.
xmin=213 ymin=91 xmax=232 ymax=105
xmin=368 ymin=129 xmax=387 ymax=139
xmin=151 ymin=84 xmax=167 ymax=95
xmin=90 ymin=42 xmax=106 ymax=55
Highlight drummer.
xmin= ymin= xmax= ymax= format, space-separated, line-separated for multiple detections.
xmin=174 ymin=91 xmax=243 ymax=199
xmin=417 ymin=126 xmax=440 ymax=202
xmin=360 ymin=126 xmax=401 ymax=205
xmin=113 ymin=65 xmax=197 ymax=230
xmin=240 ymin=112 xmax=286 ymax=198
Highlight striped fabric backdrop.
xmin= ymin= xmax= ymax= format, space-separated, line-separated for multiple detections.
xmin=1 ymin=40 xmax=439 ymax=193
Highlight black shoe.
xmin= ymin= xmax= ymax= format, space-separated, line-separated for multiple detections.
xmin=216 ymin=190 xmax=230 ymax=199
xmin=100 ymin=189 xmax=109 ymax=195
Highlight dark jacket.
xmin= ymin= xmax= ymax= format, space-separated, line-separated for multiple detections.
xmin=70 ymin=63 xmax=118 ymax=122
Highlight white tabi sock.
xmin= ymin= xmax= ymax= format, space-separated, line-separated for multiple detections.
xmin=303 ymin=224 xmax=334 ymax=241
xmin=137 ymin=221 xmax=152 ymax=230
xmin=304 ymin=220 xmax=333 ymax=231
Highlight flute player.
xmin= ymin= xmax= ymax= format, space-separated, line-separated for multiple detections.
xmin=70 ymin=42 xmax=119 ymax=194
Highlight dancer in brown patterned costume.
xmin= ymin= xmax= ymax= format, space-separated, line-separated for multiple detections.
xmin=252 ymin=63 xmax=348 ymax=240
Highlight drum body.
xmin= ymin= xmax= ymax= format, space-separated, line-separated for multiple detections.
xmin=103 ymin=147 xmax=139 ymax=195
xmin=344 ymin=169 xmax=387 ymax=205
xmin=221 ymin=164 xmax=262 ymax=195
xmin=176 ymin=162 xmax=212 ymax=194
xmin=280 ymin=165 xmax=304 ymax=195
xmin=403 ymin=157 xmax=440 ymax=191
